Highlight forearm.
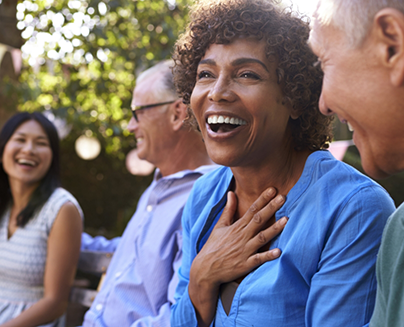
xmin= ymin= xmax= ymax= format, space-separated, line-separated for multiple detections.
xmin=188 ymin=266 xmax=220 ymax=327
xmin=0 ymin=296 xmax=66 ymax=327
xmin=81 ymin=232 xmax=120 ymax=252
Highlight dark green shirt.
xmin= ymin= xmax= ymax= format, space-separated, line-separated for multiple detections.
xmin=370 ymin=203 xmax=404 ymax=327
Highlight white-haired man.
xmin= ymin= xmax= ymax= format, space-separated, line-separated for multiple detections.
xmin=309 ymin=1 xmax=404 ymax=326
xmin=80 ymin=60 xmax=214 ymax=326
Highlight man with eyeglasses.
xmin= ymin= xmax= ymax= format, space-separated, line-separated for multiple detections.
xmin=81 ymin=60 xmax=214 ymax=327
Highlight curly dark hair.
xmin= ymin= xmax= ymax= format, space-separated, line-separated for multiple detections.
xmin=173 ymin=0 xmax=333 ymax=151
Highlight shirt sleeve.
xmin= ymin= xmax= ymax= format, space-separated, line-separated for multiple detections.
xmin=81 ymin=232 xmax=121 ymax=252
xmin=127 ymin=229 xmax=184 ymax=327
xmin=370 ymin=204 xmax=404 ymax=327
xmin=171 ymin=189 xmax=200 ymax=327
xmin=306 ymin=185 xmax=395 ymax=326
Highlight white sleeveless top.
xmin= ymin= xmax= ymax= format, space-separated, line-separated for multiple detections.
xmin=0 ymin=188 xmax=83 ymax=326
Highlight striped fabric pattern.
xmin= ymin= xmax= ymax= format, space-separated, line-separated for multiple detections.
xmin=0 ymin=188 xmax=82 ymax=326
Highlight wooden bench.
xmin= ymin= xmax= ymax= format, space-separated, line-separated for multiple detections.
xmin=66 ymin=250 xmax=113 ymax=326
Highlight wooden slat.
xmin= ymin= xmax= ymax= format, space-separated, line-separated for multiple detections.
xmin=77 ymin=251 xmax=113 ymax=274
xmin=69 ymin=287 xmax=98 ymax=308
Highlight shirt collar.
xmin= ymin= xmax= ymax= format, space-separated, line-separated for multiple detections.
xmin=153 ymin=164 xmax=218 ymax=181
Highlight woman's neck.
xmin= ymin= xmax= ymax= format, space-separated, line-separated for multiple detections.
xmin=231 ymin=148 xmax=312 ymax=218
xmin=8 ymin=179 xmax=39 ymax=213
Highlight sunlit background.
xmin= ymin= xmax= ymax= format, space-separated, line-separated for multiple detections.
xmin=9 ymin=0 xmax=320 ymax=70
xmin=1 ymin=0 xmax=403 ymax=254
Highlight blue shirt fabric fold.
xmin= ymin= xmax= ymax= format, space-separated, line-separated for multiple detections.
xmin=171 ymin=151 xmax=395 ymax=327
xmin=82 ymin=165 xmax=215 ymax=327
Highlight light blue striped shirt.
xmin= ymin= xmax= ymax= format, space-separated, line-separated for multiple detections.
xmin=82 ymin=165 xmax=215 ymax=327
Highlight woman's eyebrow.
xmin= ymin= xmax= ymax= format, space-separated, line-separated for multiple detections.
xmin=198 ymin=57 xmax=269 ymax=72
xmin=232 ymin=58 xmax=269 ymax=72
xmin=199 ymin=59 xmax=216 ymax=66
xmin=14 ymin=132 xmax=48 ymax=140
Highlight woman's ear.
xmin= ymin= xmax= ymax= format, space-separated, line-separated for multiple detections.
xmin=374 ymin=8 xmax=404 ymax=86
xmin=282 ymin=97 xmax=299 ymax=120
xmin=290 ymin=108 xmax=300 ymax=120
xmin=170 ymin=99 xmax=188 ymax=131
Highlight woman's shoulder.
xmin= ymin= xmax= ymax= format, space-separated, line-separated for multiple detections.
xmin=184 ymin=166 xmax=231 ymax=216
xmin=45 ymin=188 xmax=82 ymax=213
xmin=303 ymin=150 xmax=394 ymax=207
xmin=191 ymin=165 xmax=232 ymax=196
xmin=38 ymin=188 xmax=83 ymax=232
xmin=308 ymin=150 xmax=386 ymax=189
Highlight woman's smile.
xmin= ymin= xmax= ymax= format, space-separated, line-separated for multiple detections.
xmin=190 ymin=38 xmax=293 ymax=168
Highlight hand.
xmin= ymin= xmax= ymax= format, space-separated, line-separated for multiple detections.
xmin=188 ymin=187 xmax=287 ymax=326
xmin=192 ymin=187 xmax=287 ymax=287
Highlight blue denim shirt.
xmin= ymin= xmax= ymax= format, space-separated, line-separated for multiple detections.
xmin=82 ymin=165 xmax=216 ymax=327
xmin=171 ymin=151 xmax=395 ymax=327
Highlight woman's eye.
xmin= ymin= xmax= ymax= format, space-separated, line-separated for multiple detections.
xmin=14 ymin=137 xmax=25 ymax=143
xmin=239 ymin=72 xmax=260 ymax=80
xmin=197 ymin=71 xmax=213 ymax=79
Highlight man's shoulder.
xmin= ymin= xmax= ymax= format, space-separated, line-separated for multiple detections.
xmin=383 ymin=203 xmax=404 ymax=239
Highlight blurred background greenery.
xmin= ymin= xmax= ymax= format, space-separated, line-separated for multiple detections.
xmin=1 ymin=0 xmax=403 ymax=239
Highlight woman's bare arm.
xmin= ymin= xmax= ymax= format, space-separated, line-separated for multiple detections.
xmin=188 ymin=188 xmax=287 ymax=326
xmin=0 ymin=202 xmax=82 ymax=327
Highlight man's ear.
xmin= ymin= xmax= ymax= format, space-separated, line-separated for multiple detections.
xmin=170 ymin=99 xmax=188 ymax=131
xmin=374 ymin=8 xmax=404 ymax=86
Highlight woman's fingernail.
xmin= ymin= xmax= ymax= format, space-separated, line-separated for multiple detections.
xmin=267 ymin=187 xmax=275 ymax=197
xmin=275 ymin=194 xmax=285 ymax=204
xmin=272 ymin=248 xmax=281 ymax=257
xmin=279 ymin=217 xmax=288 ymax=225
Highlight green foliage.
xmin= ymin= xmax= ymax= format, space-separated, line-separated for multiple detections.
xmin=1 ymin=0 xmax=192 ymax=233
xmin=14 ymin=0 xmax=192 ymax=154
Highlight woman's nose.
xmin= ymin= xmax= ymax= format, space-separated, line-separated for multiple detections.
xmin=208 ymin=75 xmax=236 ymax=103
xmin=21 ymin=140 xmax=35 ymax=153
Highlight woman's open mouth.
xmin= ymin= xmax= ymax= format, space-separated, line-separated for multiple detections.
xmin=207 ymin=114 xmax=247 ymax=133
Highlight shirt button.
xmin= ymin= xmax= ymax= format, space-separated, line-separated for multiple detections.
xmin=96 ymin=304 xmax=103 ymax=311
xmin=115 ymin=272 xmax=121 ymax=278
xmin=146 ymin=205 xmax=153 ymax=212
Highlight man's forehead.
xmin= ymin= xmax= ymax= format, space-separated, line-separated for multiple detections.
xmin=309 ymin=20 xmax=345 ymax=56
xmin=131 ymin=74 xmax=160 ymax=105
xmin=308 ymin=18 xmax=325 ymax=55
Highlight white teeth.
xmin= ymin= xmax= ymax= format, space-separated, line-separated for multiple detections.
xmin=17 ymin=159 xmax=36 ymax=166
xmin=136 ymin=137 xmax=144 ymax=143
xmin=207 ymin=115 xmax=246 ymax=126
xmin=347 ymin=122 xmax=354 ymax=132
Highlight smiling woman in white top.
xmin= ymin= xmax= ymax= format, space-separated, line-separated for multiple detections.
xmin=0 ymin=112 xmax=82 ymax=327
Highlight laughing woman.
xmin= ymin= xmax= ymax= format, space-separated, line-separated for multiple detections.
xmin=170 ymin=0 xmax=396 ymax=326
xmin=0 ymin=112 xmax=82 ymax=327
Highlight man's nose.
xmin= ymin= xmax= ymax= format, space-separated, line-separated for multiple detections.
xmin=318 ymin=92 xmax=333 ymax=116
xmin=127 ymin=116 xmax=138 ymax=133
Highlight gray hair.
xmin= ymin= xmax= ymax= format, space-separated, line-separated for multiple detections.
xmin=315 ymin=0 xmax=404 ymax=47
xmin=136 ymin=60 xmax=178 ymax=102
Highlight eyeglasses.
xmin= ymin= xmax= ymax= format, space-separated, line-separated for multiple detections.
xmin=131 ymin=100 xmax=176 ymax=122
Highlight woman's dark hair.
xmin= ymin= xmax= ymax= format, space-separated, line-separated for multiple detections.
xmin=0 ymin=112 xmax=61 ymax=227
xmin=173 ymin=0 xmax=333 ymax=151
